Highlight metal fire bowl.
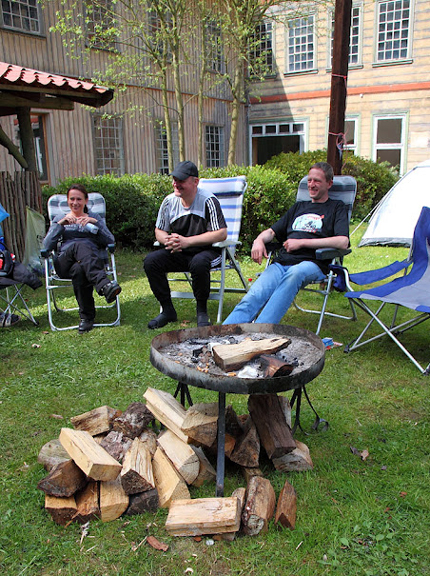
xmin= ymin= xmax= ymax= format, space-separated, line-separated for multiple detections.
xmin=150 ymin=323 xmax=325 ymax=395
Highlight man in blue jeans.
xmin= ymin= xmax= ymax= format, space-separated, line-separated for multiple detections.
xmin=224 ymin=162 xmax=350 ymax=325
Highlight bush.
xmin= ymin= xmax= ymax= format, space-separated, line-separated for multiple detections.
xmin=42 ymin=153 xmax=399 ymax=253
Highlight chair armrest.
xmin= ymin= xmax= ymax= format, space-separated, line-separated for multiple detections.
xmin=315 ymin=247 xmax=351 ymax=260
xmin=107 ymin=243 xmax=116 ymax=253
xmin=213 ymin=239 xmax=241 ymax=248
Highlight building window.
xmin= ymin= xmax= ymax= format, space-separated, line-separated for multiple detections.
xmin=93 ymin=115 xmax=124 ymax=176
xmin=205 ymin=126 xmax=224 ymax=168
xmin=205 ymin=20 xmax=224 ymax=73
xmin=1 ymin=0 xmax=41 ymax=34
xmin=155 ymin=122 xmax=179 ymax=174
xmin=286 ymin=15 xmax=315 ymax=73
xmin=148 ymin=9 xmax=172 ymax=62
xmin=15 ymin=114 xmax=49 ymax=182
xmin=373 ymin=115 xmax=405 ymax=173
xmin=249 ymin=21 xmax=274 ymax=77
xmin=250 ymin=121 xmax=306 ymax=165
xmin=344 ymin=118 xmax=358 ymax=154
xmin=86 ymin=0 xmax=116 ymax=50
xmin=329 ymin=5 xmax=362 ymax=67
xmin=376 ymin=0 xmax=411 ymax=63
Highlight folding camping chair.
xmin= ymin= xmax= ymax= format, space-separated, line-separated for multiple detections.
xmin=168 ymin=176 xmax=249 ymax=324
xmin=42 ymin=193 xmax=121 ymax=332
xmin=0 ymin=215 xmax=41 ymax=326
xmin=344 ymin=205 xmax=430 ymax=375
xmin=266 ymin=175 xmax=358 ymax=335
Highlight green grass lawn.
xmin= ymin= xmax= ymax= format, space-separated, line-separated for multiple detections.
xmin=1 ymin=230 xmax=429 ymax=576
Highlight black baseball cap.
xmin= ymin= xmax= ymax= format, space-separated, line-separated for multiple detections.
xmin=170 ymin=160 xmax=199 ymax=180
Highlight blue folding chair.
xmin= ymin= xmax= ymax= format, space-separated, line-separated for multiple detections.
xmin=169 ymin=176 xmax=249 ymax=323
xmin=344 ymin=206 xmax=430 ymax=375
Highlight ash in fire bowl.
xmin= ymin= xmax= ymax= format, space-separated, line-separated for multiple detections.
xmin=158 ymin=331 xmax=320 ymax=379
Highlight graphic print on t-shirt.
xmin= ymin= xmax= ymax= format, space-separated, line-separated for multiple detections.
xmin=292 ymin=213 xmax=324 ymax=234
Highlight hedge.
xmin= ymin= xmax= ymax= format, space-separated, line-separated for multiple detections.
xmin=42 ymin=152 xmax=398 ymax=254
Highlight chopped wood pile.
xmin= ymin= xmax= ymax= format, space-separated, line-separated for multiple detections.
xmin=38 ymin=388 xmax=313 ymax=538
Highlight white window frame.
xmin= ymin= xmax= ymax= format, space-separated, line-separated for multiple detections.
xmin=249 ymin=120 xmax=308 ymax=162
xmin=372 ymin=113 xmax=407 ymax=174
xmin=344 ymin=116 xmax=360 ymax=155
xmin=328 ymin=3 xmax=363 ymax=69
xmin=85 ymin=0 xmax=116 ymax=51
xmin=0 ymin=0 xmax=43 ymax=35
xmin=92 ymin=114 xmax=125 ymax=176
xmin=285 ymin=14 xmax=316 ymax=75
xmin=249 ymin=20 xmax=275 ymax=77
xmin=374 ymin=0 xmax=413 ymax=66
xmin=205 ymin=126 xmax=225 ymax=168
xmin=155 ymin=122 xmax=179 ymax=174
xmin=205 ymin=20 xmax=225 ymax=74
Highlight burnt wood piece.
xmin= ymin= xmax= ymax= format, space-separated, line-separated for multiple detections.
xmin=74 ymin=480 xmax=100 ymax=523
xmin=100 ymin=430 xmax=133 ymax=463
xmin=259 ymin=355 xmax=294 ymax=378
xmin=125 ymin=488 xmax=159 ymax=515
xmin=45 ymin=494 xmax=77 ymax=526
xmin=248 ymin=394 xmax=296 ymax=459
xmin=242 ymin=476 xmax=276 ymax=536
xmin=37 ymin=439 xmax=70 ymax=472
xmin=275 ymin=479 xmax=297 ymax=529
xmin=229 ymin=415 xmax=260 ymax=468
xmin=37 ymin=459 xmax=87 ymax=498
xmin=70 ymin=405 xmax=121 ymax=436
xmin=112 ymin=402 xmax=154 ymax=439
xmin=212 ymin=337 xmax=291 ymax=372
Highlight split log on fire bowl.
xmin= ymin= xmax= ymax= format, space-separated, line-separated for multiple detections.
xmin=212 ymin=337 xmax=291 ymax=372
xmin=143 ymin=387 xmax=188 ymax=443
xmin=242 ymin=476 xmax=276 ymax=536
xmin=248 ymin=394 xmax=296 ymax=459
xmin=165 ymin=496 xmax=242 ymax=537
xmin=59 ymin=428 xmax=122 ymax=482
xmin=70 ymin=405 xmax=121 ymax=436
xmin=157 ymin=429 xmax=200 ymax=485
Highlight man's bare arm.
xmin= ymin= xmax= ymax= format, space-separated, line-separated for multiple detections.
xmin=283 ymin=235 xmax=349 ymax=253
xmin=251 ymin=228 xmax=276 ymax=265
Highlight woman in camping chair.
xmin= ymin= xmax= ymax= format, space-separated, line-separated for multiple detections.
xmin=42 ymin=184 xmax=121 ymax=334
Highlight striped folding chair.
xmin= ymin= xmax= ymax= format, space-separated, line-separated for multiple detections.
xmin=169 ymin=176 xmax=249 ymax=323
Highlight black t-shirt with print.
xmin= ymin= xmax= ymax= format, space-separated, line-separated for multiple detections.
xmin=270 ymin=199 xmax=349 ymax=272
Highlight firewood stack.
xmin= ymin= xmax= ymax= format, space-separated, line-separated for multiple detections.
xmin=37 ymin=387 xmax=313 ymax=538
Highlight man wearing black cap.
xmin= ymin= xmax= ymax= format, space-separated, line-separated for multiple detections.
xmin=144 ymin=161 xmax=227 ymax=329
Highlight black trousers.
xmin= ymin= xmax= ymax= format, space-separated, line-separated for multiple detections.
xmin=143 ymin=248 xmax=220 ymax=306
xmin=54 ymin=242 xmax=108 ymax=321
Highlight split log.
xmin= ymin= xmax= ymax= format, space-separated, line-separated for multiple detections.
xmin=59 ymin=428 xmax=122 ymax=482
xmin=216 ymin=487 xmax=247 ymax=541
xmin=138 ymin=429 xmax=158 ymax=456
xmin=143 ymin=387 xmax=188 ymax=443
xmin=275 ymin=479 xmax=297 ymax=529
xmin=112 ymin=402 xmax=154 ymax=439
xmin=190 ymin=446 xmax=216 ymax=487
xmin=38 ymin=439 xmax=70 ymax=472
xmin=121 ymin=437 xmax=155 ymax=495
xmin=181 ymin=402 xmax=218 ymax=447
xmin=229 ymin=416 xmax=260 ymax=468
xmin=242 ymin=476 xmax=276 ymax=536
xmin=212 ymin=337 xmax=291 ymax=372
xmin=165 ymin=497 xmax=241 ymax=537
xmin=259 ymin=355 xmax=294 ymax=377
xmin=157 ymin=430 xmax=199 ymax=485
xmin=272 ymin=440 xmax=313 ymax=472
xmin=100 ymin=475 xmax=129 ymax=522
xmin=45 ymin=494 xmax=77 ymax=526
xmin=248 ymin=394 xmax=296 ymax=459
xmin=152 ymin=447 xmax=190 ymax=508
xmin=70 ymin=405 xmax=121 ymax=436
xmin=37 ymin=459 xmax=87 ymax=497
xmin=278 ymin=396 xmax=292 ymax=429
xmin=125 ymin=488 xmax=159 ymax=515
xmin=100 ymin=430 xmax=133 ymax=463
xmin=74 ymin=480 xmax=100 ymax=523
xmin=241 ymin=466 xmax=264 ymax=484
xmin=225 ymin=404 xmax=244 ymax=438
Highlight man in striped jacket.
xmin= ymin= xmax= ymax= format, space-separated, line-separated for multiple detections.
xmin=144 ymin=161 xmax=227 ymax=329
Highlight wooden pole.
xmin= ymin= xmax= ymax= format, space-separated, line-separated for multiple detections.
xmin=327 ymin=0 xmax=352 ymax=175
xmin=16 ymin=108 xmax=37 ymax=172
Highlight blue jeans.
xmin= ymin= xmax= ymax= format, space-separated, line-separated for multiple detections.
xmin=223 ymin=260 xmax=325 ymax=325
